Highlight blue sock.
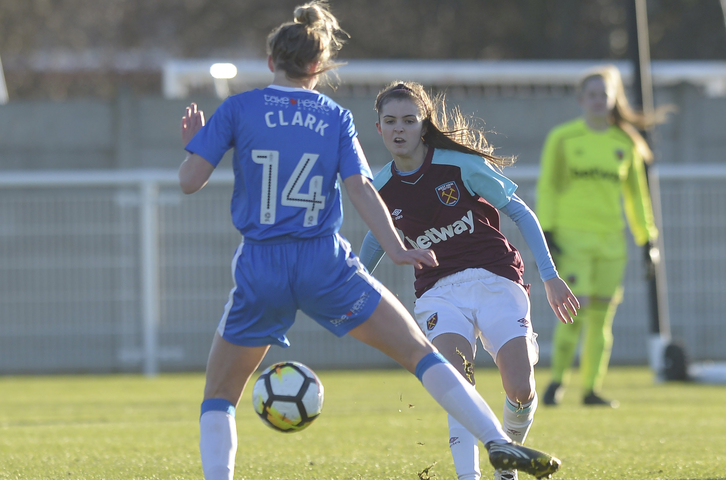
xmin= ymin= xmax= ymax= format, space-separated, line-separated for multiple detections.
xmin=201 ymin=398 xmax=236 ymax=418
xmin=415 ymin=352 xmax=448 ymax=382
xmin=200 ymin=398 xmax=237 ymax=479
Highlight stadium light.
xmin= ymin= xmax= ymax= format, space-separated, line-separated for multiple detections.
xmin=209 ymin=63 xmax=237 ymax=99
xmin=209 ymin=63 xmax=238 ymax=80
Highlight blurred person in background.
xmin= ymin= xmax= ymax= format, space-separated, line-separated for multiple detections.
xmin=537 ymin=64 xmax=670 ymax=408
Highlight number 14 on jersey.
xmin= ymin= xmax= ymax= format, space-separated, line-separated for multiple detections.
xmin=252 ymin=150 xmax=326 ymax=227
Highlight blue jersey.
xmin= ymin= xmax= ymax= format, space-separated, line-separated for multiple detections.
xmin=185 ymin=85 xmax=372 ymax=243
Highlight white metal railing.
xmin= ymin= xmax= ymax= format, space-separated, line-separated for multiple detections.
xmin=1 ymin=165 xmax=725 ymax=375
xmin=0 ymin=169 xmax=231 ymax=376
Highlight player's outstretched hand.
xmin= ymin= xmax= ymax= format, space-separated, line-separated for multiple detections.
xmin=181 ymin=103 xmax=205 ymax=147
xmin=544 ymin=276 xmax=580 ymax=324
xmin=388 ymin=248 xmax=438 ymax=270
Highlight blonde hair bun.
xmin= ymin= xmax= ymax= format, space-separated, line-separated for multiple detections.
xmin=294 ymin=4 xmax=323 ymax=26
xmin=267 ymin=1 xmax=348 ymax=83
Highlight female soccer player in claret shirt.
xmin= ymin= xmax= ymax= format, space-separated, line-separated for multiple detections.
xmin=537 ymin=65 xmax=668 ymax=408
xmin=179 ymin=3 xmax=562 ymax=480
xmin=359 ymin=81 xmax=579 ymax=480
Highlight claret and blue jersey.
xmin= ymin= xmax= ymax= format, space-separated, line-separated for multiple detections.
xmin=372 ymin=147 xmax=526 ymax=297
xmin=185 ymin=85 xmax=372 ymax=243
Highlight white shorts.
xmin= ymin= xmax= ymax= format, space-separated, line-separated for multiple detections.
xmin=414 ymin=268 xmax=539 ymax=364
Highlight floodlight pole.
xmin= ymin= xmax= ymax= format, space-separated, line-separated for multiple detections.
xmin=627 ymin=0 xmax=672 ymax=381
xmin=0 ymin=56 xmax=9 ymax=104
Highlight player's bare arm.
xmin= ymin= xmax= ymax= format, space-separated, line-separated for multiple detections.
xmin=343 ymin=173 xmax=438 ymax=270
xmin=179 ymin=154 xmax=214 ymax=194
xmin=544 ymin=276 xmax=580 ymax=324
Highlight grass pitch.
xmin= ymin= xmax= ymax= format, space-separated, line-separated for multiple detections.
xmin=1 ymin=367 xmax=725 ymax=479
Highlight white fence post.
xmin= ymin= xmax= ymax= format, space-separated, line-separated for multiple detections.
xmin=140 ymin=179 xmax=160 ymax=376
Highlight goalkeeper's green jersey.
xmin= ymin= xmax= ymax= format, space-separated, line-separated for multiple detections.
xmin=536 ymin=118 xmax=657 ymax=246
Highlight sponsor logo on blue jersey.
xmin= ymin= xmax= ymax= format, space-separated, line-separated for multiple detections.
xmin=332 ymin=291 xmax=371 ymax=326
xmin=263 ymin=94 xmax=292 ymax=107
xmin=263 ymin=94 xmax=331 ymax=114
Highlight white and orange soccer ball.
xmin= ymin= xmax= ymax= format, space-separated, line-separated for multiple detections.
xmin=252 ymin=361 xmax=324 ymax=433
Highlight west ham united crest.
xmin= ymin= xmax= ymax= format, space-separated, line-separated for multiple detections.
xmin=426 ymin=312 xmax=438 ymax=331
xmin=436 ymin=181 xmax=460 ymax=206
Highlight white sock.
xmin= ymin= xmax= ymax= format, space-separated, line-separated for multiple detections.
xmin=448 ymin=414 xmax=481 ymax=480
xmin=418 ymin=355 xmax=510 ymax=446
xmin=502 ymin=393 xmax=538 ymax=445
xmin=200 ymin=400 xmax=237 ymax=480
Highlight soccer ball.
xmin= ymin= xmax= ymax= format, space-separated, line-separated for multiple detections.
xmin=252 ymin=361 xmax=324 ymax=433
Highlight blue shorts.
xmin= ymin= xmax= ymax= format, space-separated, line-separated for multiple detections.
xmin=217 ymin=233 xmax=383 ymax=348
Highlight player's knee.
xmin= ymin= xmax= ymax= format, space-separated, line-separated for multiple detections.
xmin=513 ymin=387 xmax=536 ymax=405
xmin=507 ymin=378 xmax=536 ymax=405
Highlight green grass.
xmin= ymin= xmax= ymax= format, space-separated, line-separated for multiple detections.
xmin=1 ymin=367 xmax=725 ymax=479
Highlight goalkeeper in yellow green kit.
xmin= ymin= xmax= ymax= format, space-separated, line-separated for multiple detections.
xmin=536 ymin=65 xmax=669 ymax=407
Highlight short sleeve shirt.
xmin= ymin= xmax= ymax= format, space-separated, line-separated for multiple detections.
xmin=186 ymin=85 xmax=372 ymax=242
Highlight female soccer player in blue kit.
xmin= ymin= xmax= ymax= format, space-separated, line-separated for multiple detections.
xmin=179 ymin=3 xmax=562 ymax=479
xmin=358 ymin=81 xmax=580 ymax=480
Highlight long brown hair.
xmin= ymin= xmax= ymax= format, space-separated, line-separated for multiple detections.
xmin=578 ymin=65 xmax=673 ymax=163
xmin=267 ymin=1 xmax=349 ymax=83
xmin=374 ymin=81 xmax=515 ymax=169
